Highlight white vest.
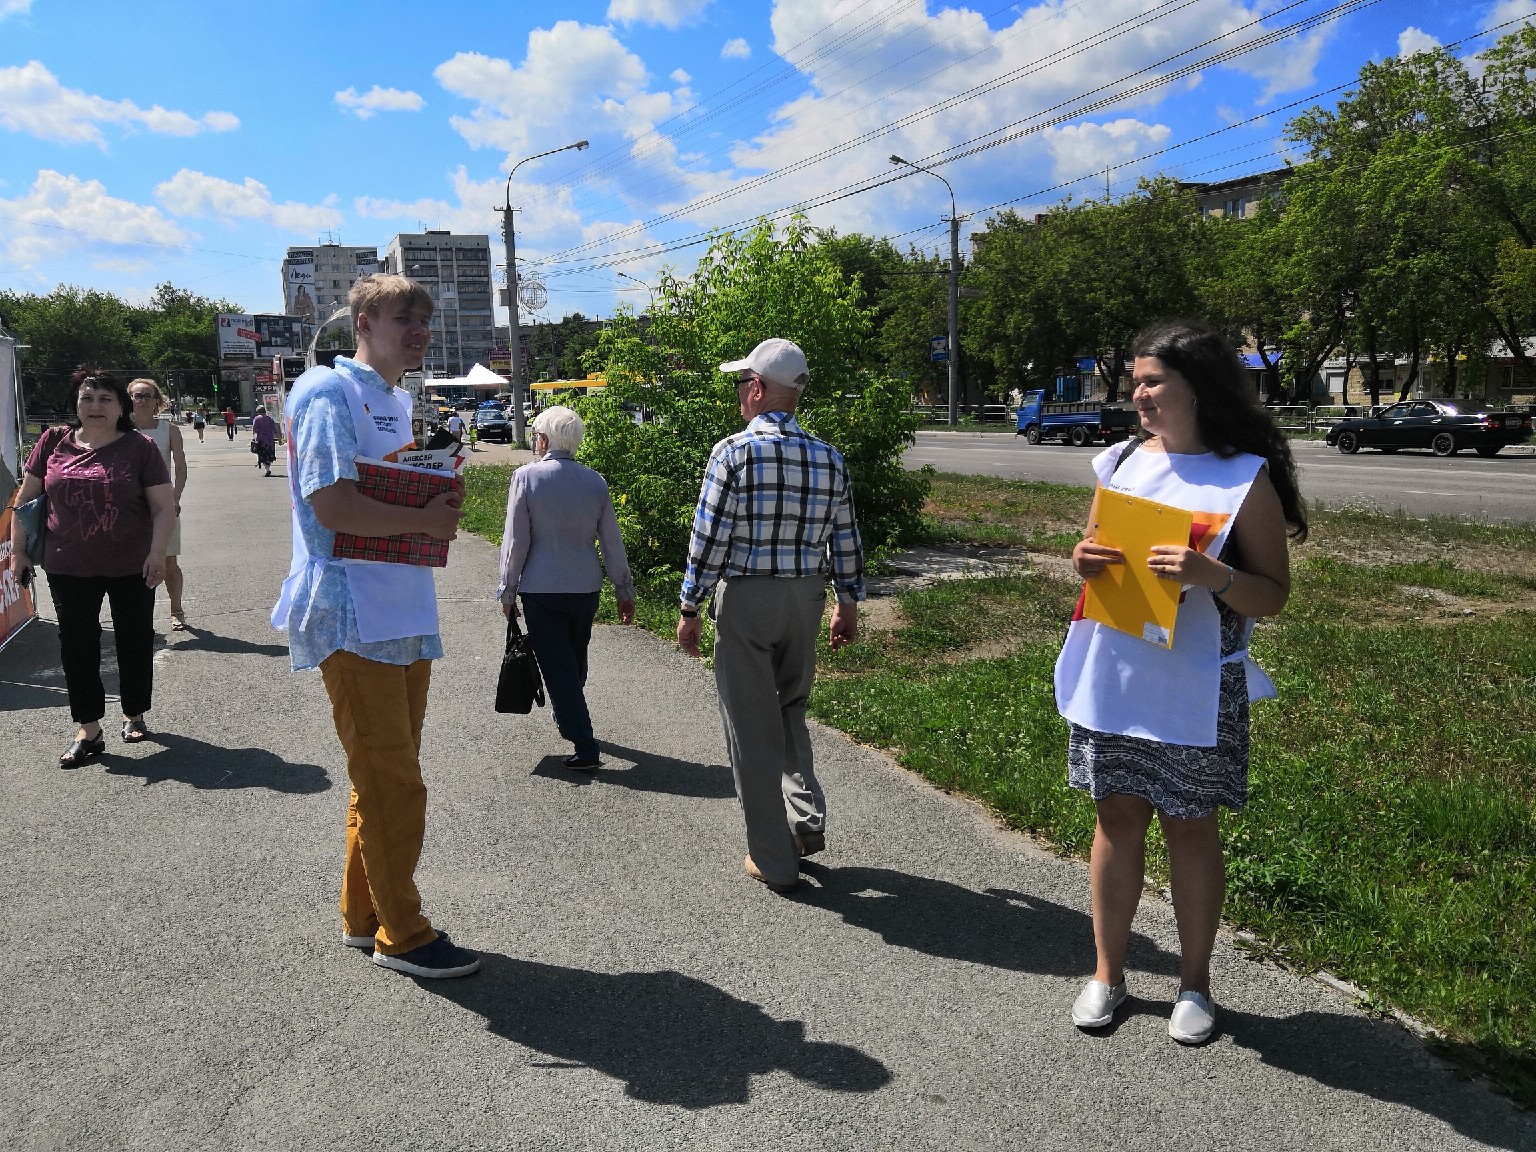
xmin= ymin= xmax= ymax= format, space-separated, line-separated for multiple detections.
xmin=1054 ymin=445 xmax=1276 ymax=747
xmin=272 ymin=364 xmax=438 ymax=644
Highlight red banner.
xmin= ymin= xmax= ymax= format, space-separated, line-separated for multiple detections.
xmin=0 ymin=504 xmax=38 ymax=651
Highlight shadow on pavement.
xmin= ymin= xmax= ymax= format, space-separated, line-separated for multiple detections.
xmin=168 ymin=628 xmax=291 ymax=660
xmin=528 ymin=747 xmax=736 ymax=798
xmin=100 ymin=732 xmax=331 ymax=793
xmin=795 ymin=865 xmax=1178 ymax=978
xmin=421 ymin=951 xmax=892 ymax=1108
xmin=1225 ymin=1009 xmax=1533 ymax=1146
xmin=599 ymin=744 xmax=736 ymax=799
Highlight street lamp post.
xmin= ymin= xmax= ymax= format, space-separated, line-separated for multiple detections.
xmin=890 ymin=154 xmax=963 ymax=427
xmin=499 ymin=139 xmax=589 ymax=449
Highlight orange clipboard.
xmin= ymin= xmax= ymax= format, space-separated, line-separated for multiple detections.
xmin=1082 ymin=488 xmax=1193 ymax=649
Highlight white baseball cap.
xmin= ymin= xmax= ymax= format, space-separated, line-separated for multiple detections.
xmin=718 ymin=338 xmax=810 ymax=390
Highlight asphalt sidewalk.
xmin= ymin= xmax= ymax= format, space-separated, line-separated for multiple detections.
xmin=1 ymin=432 xmax=1530 ymax=1151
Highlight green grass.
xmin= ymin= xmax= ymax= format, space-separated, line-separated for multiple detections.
xmin=461 ymin=461 xmax=1536 ymax=1104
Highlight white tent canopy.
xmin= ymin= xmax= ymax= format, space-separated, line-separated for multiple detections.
xmin=429 ymin=362 xmax=507 ymax=391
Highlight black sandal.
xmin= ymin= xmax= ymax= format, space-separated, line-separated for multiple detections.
xmin=122 ymin=718 xmax=148 ymax=743
xmin=60 ymin=734 xmax=106 ymax=767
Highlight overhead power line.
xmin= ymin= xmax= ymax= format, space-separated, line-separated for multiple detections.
xmin=536 ymin=0 xmax=1377 ymax=277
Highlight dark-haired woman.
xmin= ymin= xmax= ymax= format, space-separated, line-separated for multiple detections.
xmin=7 ymin=370 xmax=176 ymax=765
xmin=1055 ymin=320 xmax=1307 ymax=1045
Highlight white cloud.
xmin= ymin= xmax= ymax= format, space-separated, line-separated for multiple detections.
xmin=434 ymin=23 xmax=652 ymax=158
xmin=1488 ymin=0 xmax=1536 ymax=29
xmin=0 ymin=170 xmax=195 ymax=272
xmin=1397 ymin=27 xmax=1441 ymax=57
xmin=334 ymin=85 xmax=426 ymax=119
xmin=154 ymin=170 xmax=343 ymax=232
xmin=606 ymin=0 xmax=711 ymax=29
xmin=1045 ymin=119 xmax=1172 ymax=185
xmin=721 ymin=37 xmax=751 ymax=60
xmin=670 ymin=68 xmax=692 ymax=84
xmin=0 ymin=61 xmax=240 ymax=146
xmin=0 ymin=0 xmax=32 ymax=18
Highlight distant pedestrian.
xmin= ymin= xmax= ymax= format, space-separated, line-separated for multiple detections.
xmin=7 ymin=369 xmax=175 ymax=765
xmin=678 ymin=338 xmax=863 ymax=894
xmin=128 ymin=379 xmax=190 ymax=630
xmin=496 ymin=406 xmax=634 ymax=769
xmin=251 ymin=404 xmax=279 ymax=476
xmin=270 ymin=273 xmax=477 ymax=980
xmin=444 ymin=411 xmax=465 ymax=445
xmin=192 ymin=407 xmax=207 ymax=443
xmin=1057 ymin=319 xmax=1307 ymax=1045
xmin=223 ymin=406 xmax=237 ymax=441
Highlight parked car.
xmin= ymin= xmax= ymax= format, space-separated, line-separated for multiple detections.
xmin=473 ymin=408 xmax=512 ymax=442
xmin=1324 ymin=400 xmax=1533 ymax=457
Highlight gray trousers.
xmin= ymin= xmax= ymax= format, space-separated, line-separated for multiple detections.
xmin=712 ymin=575 xmax=827 ymax=887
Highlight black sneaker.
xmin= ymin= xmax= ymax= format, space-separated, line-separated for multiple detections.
xmin=563 ymin=753 xmax=602 ymax=770
xmin=372 ymin=933 xmax=481 ymax=979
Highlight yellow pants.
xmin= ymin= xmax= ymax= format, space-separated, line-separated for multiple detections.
xmin=319 ymin=650 xmax=437 ymax=955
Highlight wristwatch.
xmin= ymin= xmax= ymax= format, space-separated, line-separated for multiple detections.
xmin=679 ymin=604 xmax=699 ymax=618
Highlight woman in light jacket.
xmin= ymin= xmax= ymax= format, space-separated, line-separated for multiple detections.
xmin=497 ymin=406 xmax=635 ymax=769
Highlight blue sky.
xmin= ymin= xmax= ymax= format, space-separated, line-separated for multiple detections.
xmin=1 ymin=0 xmax=1530 ymax=327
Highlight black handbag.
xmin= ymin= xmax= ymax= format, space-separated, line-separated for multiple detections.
xmin=494 ymin=614 xmax=545 ymax=714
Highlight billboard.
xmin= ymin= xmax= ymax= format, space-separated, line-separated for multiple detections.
xmin=217 ymin=314 xmax=258 ymax=359
xmin=254 ymin=315 xmax=304 ymax=358
xmin=354 ymin=251 xmax=380 ymax=280
xmin=285 ymin=260 xmax=317 ymax=324
xmin=0 ymin=506 xmax=37 ymax=652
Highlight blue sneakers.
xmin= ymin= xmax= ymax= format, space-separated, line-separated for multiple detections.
xmin=372 ymin=933 xmax=481 ymax=979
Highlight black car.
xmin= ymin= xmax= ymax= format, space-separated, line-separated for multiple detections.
xmin=473 ymin=408 xmax=512 ymax=442
xmin=1324 ymin=399 xmax=1533 ymax=457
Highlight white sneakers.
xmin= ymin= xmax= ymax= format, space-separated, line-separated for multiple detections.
xmin=1071 ymin=979 xmax=1128 ymax=1028
xmin=1071 ymin=979 xmax=1218 ymax=1044
xmin=1168 ymin=990 xmax=1217 ymax=1044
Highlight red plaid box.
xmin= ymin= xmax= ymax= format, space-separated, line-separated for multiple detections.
xmin=331 ymin=458 xmax=463 ymax=568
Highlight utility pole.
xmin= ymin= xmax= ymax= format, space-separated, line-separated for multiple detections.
xmin=891 ymin=155 xmax=964 ymax=426
xmin=498 ymin=139 xmax=588 ymax=449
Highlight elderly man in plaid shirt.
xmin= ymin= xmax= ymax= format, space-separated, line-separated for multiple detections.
xmin=677 ymin=338 xmax=864 ymax=895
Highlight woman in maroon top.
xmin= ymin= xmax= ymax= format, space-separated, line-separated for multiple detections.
xmin=7 ymin=369 xmax=176 ymax=765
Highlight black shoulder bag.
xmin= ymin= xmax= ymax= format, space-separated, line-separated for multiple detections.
xmin=494 ymin=614 xmax=546 ymax=714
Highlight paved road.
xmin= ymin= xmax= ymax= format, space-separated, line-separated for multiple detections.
xmin=2 ymin=432 xmax=1532 ymax=1151
xmin=906 ymin=433 xmax=1536 ymax=523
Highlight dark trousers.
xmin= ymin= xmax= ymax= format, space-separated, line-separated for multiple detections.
xmin=520 ymin=591 xmax=600 ymax=760
xmin=47 ymin=571 xmax=156 ymax=724
xmin=225 ymin=422 xmax=236 ymax=440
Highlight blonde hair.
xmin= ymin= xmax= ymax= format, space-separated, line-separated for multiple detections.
xmin=348 ymin=273 xmax=433 ymax=328
xmin=127 ymin=378 xmax=168 ymax=413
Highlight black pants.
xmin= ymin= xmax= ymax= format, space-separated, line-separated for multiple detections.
xmin=225 ymin=422 xmax=236 ymax=440
xmin=47 ymin=571 xmax=156 ymax=724
xmin=520 ymin=591 xmax=600 ymax=760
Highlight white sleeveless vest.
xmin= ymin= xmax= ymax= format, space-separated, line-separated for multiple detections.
xmin=271 ymin=363 xmax=438 ymax=644
xmin=1054 ymin=445 xmax=1276 ymax=748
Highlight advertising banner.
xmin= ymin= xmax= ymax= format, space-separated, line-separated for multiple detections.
xmin=354 ymin=252 xmax=380 ymax=280
xmin=0 ymin=505 xmax=37 ymax=652
xmin=254 ymin=315 xmax=305 ymax=358
xmin=217 ymin=314 xmax=258 ymax=359
xmin=285 ymin=262 xmax=317 ymax=325
xmin=0 ymin=335 xmax=18 ymax=483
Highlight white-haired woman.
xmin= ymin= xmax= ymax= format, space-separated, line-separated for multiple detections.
xmin=496 ymin=406 xmax=635 ymax=769
xmin=127 ymin=378 xmax=189 ymax=629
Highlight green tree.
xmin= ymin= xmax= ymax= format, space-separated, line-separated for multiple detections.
xmin=578 ymin=219 xmax=928 ymax=588
xmin=0 ymin=286 xmax=139 ymax=412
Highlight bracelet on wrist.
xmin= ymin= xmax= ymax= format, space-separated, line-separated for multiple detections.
xmin=1215 ymin=565 xmax=1236 ymax=596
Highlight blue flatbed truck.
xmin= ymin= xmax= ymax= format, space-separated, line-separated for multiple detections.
xmin=1014 ymin=391 xmax=1138 ymax=446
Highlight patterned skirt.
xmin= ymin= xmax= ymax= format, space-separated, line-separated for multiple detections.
xmin=1067 ymin=599 xmax=1250 ymax=820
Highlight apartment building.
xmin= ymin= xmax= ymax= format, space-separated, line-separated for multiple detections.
xmin=382 ymin=231 xmax=495 ymax=378
xmin=281 ymin=244 xmax=381 ymax=335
